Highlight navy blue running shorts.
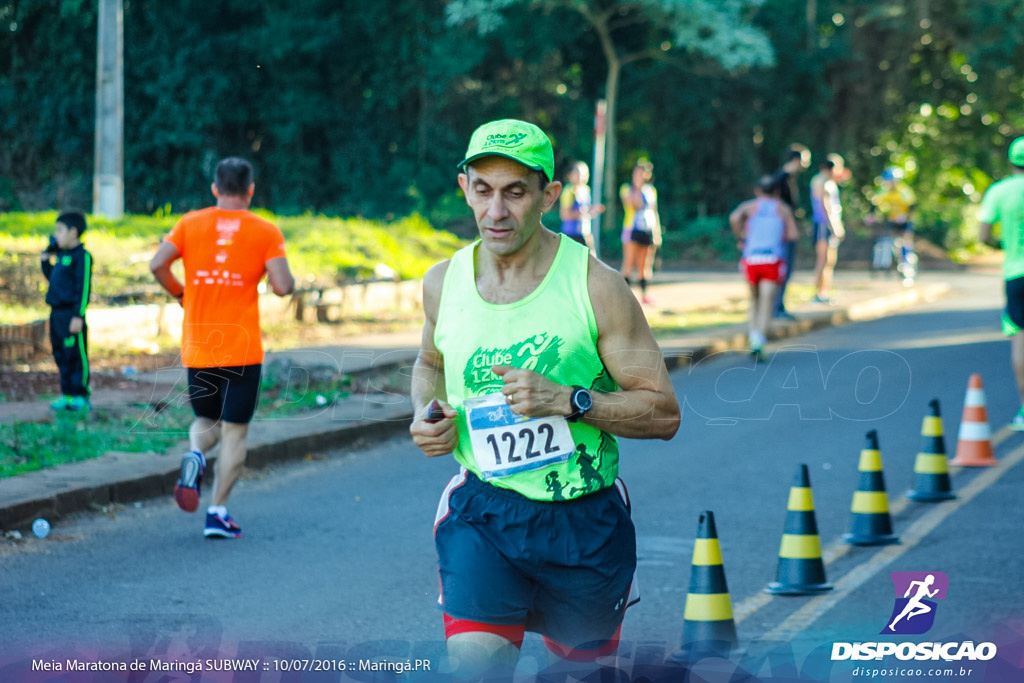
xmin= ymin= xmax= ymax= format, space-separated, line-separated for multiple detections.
xmin=1005 ymin=276 xmax=1024 ymax=335
xmin=186 ymin=364 xmax=262 ymax=424
xmin=434 ymin=470 xmax=637 ymax=653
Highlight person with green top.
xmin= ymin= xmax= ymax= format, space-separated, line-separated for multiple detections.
xmin=40 ymin=212 xmax=93 ymax=411
xmin=409 ymin=119 xmax=680 ymax=679
xmin=979 ymin=135 xmax=1024 ymax=430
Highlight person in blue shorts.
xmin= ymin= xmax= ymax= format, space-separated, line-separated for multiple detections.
xmin=809 ymin=154 xmax=847 ymax=304
xmin=559 ymin=160 xmax=604 ymax=254
xmin=409 ymin=119 xmax=680 ymax=679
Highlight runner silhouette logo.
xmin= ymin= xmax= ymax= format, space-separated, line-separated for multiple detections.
xmin=882 ymin=571 xmax=949 ymax=635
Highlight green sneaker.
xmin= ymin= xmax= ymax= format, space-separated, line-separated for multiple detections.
xmin=66 ymin=396 xmax=92 ymax=412
xmin=49 ymin=395 xmax=72 ymax=411
xmin=1011 ymin=407 xmax=1024 ymax=432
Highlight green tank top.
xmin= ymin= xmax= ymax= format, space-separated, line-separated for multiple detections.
xmin=434 ymin=236 xmax=619 ymax=501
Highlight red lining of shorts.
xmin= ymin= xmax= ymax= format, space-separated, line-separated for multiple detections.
xmin=542 ymin=624 xmax=623 ymax=662
xmin=443 ymin=614 xmax=525 ymax=649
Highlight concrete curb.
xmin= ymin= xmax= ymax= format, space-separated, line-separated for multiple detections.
xmin=657 ymin=281 xmax=950 ymax=371
xmin=0 ymin=281 xmax=950 ymax=533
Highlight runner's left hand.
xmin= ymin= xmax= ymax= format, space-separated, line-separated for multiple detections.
xmin=492 ymin=365 xmax=571 ymax=419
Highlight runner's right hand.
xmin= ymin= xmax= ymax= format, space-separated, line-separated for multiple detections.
xmin=410 ymin=399 xmax=459 ymax=457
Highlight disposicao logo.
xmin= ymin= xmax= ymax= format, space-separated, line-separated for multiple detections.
xmin=831 ymin=570 xmax=997 ymax=663
xmin=883 ymin=571 xmax=948 ymax=635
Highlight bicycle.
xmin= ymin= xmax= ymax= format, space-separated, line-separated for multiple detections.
xmin=870 ymin=220 xmax=917 ymax=286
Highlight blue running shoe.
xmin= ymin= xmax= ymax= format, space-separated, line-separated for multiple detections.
xmin=49 ymin=395 xmax=72 ymax=411
xmin=204 ymin=512 xmax=242 ymax=539
xmin=66 ymin=396 xmax=91 ymax=412
xmin=174 ymin=450 xmax=205 ymax=513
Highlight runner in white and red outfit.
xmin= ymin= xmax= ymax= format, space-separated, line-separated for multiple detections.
xmin=729 ymin=175 xmax=799 ymax=360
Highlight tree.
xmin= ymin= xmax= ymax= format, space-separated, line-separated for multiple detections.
xmin=446 ymin=0 xmax=774 ymax=245
xmin=0 ymin=0 xmax=95 ymax=210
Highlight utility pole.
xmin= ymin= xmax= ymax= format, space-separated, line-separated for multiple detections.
xmin=93 ymin=0 xmax=124 ymax=218
xmin=591 ymin=100 xmax=607 ymax=259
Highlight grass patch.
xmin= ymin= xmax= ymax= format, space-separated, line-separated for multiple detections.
xmin=259 ymin=373 xmax=354 ymax=416
xmin=0 ymin=406 xmax=193 ymax=479
xmin=0 ymin=367 xmax=372 ymax=477
xmin=643 ymin=283 xmax=819 ymax=338
xmin=0 ymin=302 xmax=48 ymax=325
xmin=0 ymin=210 xmax=465 ymax=306
xmin=648 ymin=310 xmax=747 ymax=337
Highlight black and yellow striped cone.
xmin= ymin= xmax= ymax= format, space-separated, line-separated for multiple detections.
xmin=675 ymin=510 xmax=738 ymax=660
xmin=842 ymin=430 xmax=900 ymax=546
xmin=906 ymin=399 xmax=957 ymax=502
xmin=765 ymin=464 xmax=833 ymax=595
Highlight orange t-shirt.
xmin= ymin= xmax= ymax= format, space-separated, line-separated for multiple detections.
xmin=165 ymin=207 xmax=288 ymax=368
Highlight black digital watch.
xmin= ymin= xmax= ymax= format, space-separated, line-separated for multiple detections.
xmin=568 ymin=385 xmax=593 ymax=423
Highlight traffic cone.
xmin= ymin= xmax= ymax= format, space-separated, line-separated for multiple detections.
xmin=842 ymin=430 xmax=899 ymax=546
xmin=765 ymin=464 xmax=833 ymax=595
xmin=674 ymin=511 xmax=738 ymax=660
xmin=950 ymin=374 xmax=997 ymax=467
xmin=906 ymin=399 xmax=956 ymax=501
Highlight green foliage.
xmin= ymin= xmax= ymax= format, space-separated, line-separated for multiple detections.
xmin=0 ymin=1 xmax=95 ymax=211
xmin=277 ymin=212 xmax=464 ymax=283
xmin=660 ymin=214 xmax=736 ymax=264
xmin=0 ymin=408 xmax=192 ymax=479
xmin=4 ymin=0 xmax=1023 ymax=260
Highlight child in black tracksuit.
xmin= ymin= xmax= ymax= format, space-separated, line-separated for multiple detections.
xmin=40 ymin=212 xmax=93 ymax=411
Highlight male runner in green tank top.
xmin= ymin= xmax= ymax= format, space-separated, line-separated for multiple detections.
xmin=409 ymin=119 xmax=680 ymax=679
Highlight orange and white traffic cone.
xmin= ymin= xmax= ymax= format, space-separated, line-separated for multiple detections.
xmin=950 ymin=373 xmax=997 ymax=467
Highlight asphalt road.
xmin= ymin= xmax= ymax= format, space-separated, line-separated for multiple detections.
xmin=1 ymin=271 xmax=1022 ymax=682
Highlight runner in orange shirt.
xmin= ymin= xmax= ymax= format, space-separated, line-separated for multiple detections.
xmin=150 ymin=157 xmax=295 ymax=539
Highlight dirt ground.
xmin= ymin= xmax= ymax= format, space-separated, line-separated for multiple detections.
xmin=0 ymin=351 xmax=181 ymax=403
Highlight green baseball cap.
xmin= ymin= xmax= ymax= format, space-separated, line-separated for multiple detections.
xmin=458 ymin=119 xmax=555 ymax=182
xmin=1009 ymin=136 xmax=1024 ymax=166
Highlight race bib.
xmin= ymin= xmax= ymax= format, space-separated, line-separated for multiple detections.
xmin=464 ymin=393 xmax=575 ymax=480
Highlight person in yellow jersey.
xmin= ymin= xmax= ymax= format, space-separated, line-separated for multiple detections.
xmin=868 ymin=165 xmax=918 ymax=281
xmin=619 ymin=158 xmax=662 ymax=304
xmin=409 ymin=119 xmax=680 ymax=679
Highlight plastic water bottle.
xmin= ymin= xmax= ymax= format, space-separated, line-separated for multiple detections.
xmin=32 ymin=518 xmax=51 ymax=539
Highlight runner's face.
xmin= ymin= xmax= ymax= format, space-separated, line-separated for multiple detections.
xmin=459 ymin=157 xmax=559 ymax=256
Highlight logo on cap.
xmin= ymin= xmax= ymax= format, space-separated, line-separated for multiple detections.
xmin=483 ymin=132 xmax=528 ymax=149
xmin=459 ymin=119 xmax=555 ymax=182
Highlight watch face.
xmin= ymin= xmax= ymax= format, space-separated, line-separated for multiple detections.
xmin=574 ymin=388 xmax=593 ymax=412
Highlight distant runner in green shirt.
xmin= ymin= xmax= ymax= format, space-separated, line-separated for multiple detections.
xmin=978 ymin=135 xmax=1024 ymax=429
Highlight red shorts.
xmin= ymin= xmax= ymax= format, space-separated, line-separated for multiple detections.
xmin=741 ymin=259 xmax=785 ymax=285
